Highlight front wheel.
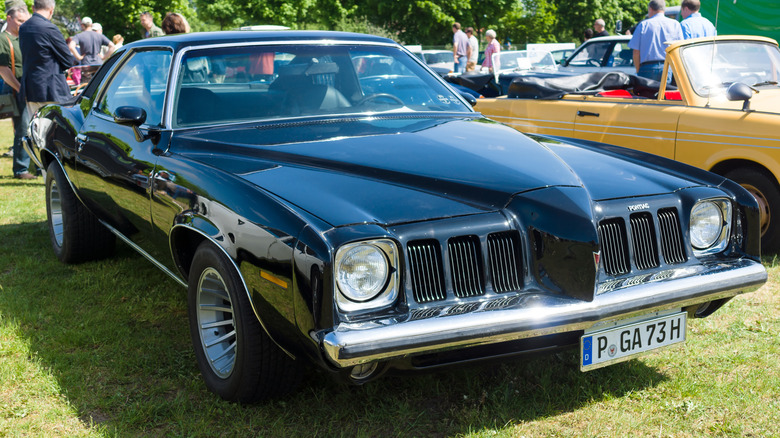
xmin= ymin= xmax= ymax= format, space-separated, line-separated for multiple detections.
xmin=187 ymin=242 xmax=300 ymax=402
xmin=45 ymin=161 xmax=115 ymax=263
xmin=724 ymin=167 xmax=780 ymax=253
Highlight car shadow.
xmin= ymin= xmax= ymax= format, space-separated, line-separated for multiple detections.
xmin=0 ymin=220 xmax=668 ymax=436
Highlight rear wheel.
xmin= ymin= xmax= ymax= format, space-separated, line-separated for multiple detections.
xmin=187 ymin=242 xmax=300 ymax=402
xmin=45 ymin=161 xmax=115 ymax=263
xmin=724 ymin=167 xmax=780 ymax=253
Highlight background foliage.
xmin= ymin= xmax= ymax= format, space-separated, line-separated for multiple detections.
xmin=40 ymin=0 xmax=672 ymax=47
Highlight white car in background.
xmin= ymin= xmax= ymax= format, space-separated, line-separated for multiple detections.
xmin=557 ymin=36 xmax=635 ymax=75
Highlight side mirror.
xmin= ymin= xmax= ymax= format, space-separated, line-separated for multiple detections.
xmin=616 ymin=20 xmax=623 ymax=34
xmin=726 ymin=82 xmax=754 ymax=112
xmin=114 ymin=106 xmax=149 ymax=142
xmin=460 ymin=91 xmax=477 ymax=107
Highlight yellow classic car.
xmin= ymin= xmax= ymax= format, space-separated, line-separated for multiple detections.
xmin=477 ymin=36 xmax=780 ymax=252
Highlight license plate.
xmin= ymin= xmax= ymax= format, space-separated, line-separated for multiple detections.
xmin=581 ymin=311 xmax=686 ymax=371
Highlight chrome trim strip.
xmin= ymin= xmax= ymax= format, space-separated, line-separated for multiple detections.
xmin=99 ymin=220 xmax=188 ymax=288
xmin=321 ymin=259 xmax=765 ymax=367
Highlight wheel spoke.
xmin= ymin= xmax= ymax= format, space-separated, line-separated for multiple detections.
xmin=205 ymin=329 xmax=236 ymax=348
xmin=201 ymin=319 xmax=234 ymax=330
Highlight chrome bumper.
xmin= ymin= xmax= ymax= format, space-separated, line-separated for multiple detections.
xmin=321 ymin=258 xmax=766 ymax=368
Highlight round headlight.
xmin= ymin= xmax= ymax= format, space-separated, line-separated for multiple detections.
xmin=336 ymin=244 xmax=389 ymax=302
xmin=690 ymin=201 xmax=723 ymax=249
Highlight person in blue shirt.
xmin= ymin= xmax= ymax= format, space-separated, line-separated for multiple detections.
xmin=680 ymin=0 xmax=716 ymax=39
xmin=628 ymin=0 xmax=683 ymax=82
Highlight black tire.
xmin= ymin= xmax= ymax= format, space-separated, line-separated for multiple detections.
xmin=187 ymin=242 xmax=301 ymax=402
xmin=45 ymin=161 xmax=115 ymax=263
xmin=724 ymin=167 xmax=780 ymax=253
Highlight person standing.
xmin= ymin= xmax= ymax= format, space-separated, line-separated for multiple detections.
xmin=680 ymin=0 xmax=716 ymax=39
xmin=0 ymin=2 xmax=32 ymax=179
xmin=593 ymin=19 xmax=610 ymax=37
xmin=481 ymin=29 xmax=500 ymax=73
xmin=68 ymin=17 xmax=114 ymax=66
xmin=140 ymin=11 xmax=163 ymax=38
xmin=19 ymin=0 xmax=74 ymax=137
xmin=628 ymin=0 xmax=683 ymax=82
xmin=465 ymin=27 xmax=478 ymax=72
xmin=452 ymin=22 xmax=469 ymax=74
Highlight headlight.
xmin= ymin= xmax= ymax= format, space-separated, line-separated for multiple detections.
xmin=690 ymin=199 xmax=732 ymax=255
xmin=335 ymin=240 xmax=398 ymax=312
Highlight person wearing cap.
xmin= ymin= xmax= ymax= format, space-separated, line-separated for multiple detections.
xmin=68 ymin=16 xmax=114 ymax=65
xmin=0 ymin=1 xmax=32 ymax=179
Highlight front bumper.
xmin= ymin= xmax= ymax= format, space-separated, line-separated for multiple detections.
xmin=321 ymin=258 xmax=766 ymax=368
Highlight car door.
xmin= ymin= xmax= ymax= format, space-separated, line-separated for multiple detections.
xmin=74 ymin=48 xmax=172 ymax=252
xmin=571 ymin=98 xmax=686 ymax=159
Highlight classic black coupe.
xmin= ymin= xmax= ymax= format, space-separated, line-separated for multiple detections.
xmin=25 ymin=31 xmax=767 ymax=403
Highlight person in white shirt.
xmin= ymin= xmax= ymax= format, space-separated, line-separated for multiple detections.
xmin=465 ymin=27 xmax=479 ymax=72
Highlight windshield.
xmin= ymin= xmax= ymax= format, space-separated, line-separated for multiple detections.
xmin=172 ymin=44 xmax=470 ymax=127
xmin=682 ymin=41 xmax=780 ymax=96
xmin=423 ymin=51 xmax=453 ymax=64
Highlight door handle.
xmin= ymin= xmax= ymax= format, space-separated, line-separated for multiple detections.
xmin=576 ymin=110 xmax=600 ymax=117
xmin=75 ymin=133 xmax=88 ymax=152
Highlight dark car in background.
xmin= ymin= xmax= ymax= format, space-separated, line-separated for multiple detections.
xmin=25 ymin=31 xmax=766 ymax=403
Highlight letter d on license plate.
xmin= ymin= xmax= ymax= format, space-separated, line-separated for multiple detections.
xmin=580 ymin=311 xmax=686 ymax=371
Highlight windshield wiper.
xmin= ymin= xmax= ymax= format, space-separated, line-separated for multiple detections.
xmin=752 ymin=80 xmax=778 ymax=87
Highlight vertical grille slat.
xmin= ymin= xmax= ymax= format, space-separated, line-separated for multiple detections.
xmin=487 ymin=231 xmax=523 ymax=293
xmin=598 ymin=218 xmax=630 ymax=276
xmin=407 ymin=240 xmax=446 ymax=303
xmin=630 ymin=212 xmax=660 ymax=270
xmin=658 ymin=208 xmax=687 ymax=264
xmin=448 ymin=236 xmax=484 ymax=298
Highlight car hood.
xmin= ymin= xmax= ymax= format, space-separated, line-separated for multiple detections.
xmin=174 ymin=116 xmax=700 ymax=227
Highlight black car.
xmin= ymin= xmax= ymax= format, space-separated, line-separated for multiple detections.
xmin=25 ymin=31 xmax=766 ymax=403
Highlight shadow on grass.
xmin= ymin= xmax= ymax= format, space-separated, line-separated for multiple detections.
xmin=0 ymin=221 xmax=668 ymax=437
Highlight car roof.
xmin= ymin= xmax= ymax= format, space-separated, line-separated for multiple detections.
xmin=122 ymin=30 xmax=397 ymax=52
xmin=585 ymin=35 xmax=631 ymax=42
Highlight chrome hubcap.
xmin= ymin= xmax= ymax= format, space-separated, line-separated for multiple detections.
xmin=48 ymin=180 xmax=64 ymax=247
xmin=196 ymin=268 xmax=237 ymax=379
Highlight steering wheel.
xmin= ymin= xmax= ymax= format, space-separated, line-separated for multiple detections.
xmin=587 ymin=59 xmax=602 ymax=67
xmin=357 ymin=93 xmax=405 ymax=106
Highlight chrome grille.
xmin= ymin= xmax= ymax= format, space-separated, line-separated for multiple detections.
xmin=630 ymin=212 xmax=660 ymax=270
xmin=658 ymin=208 xmax=687 ymax=264
xmin=448 ymin=235 xmax=484 ymax=298
xmin=487 ymin=231 xmax=523 ymax=293
xmin=598 ymin=218 xmax=630 ymax=275
xmin=407 ymin=240 xmax=446 ymax=303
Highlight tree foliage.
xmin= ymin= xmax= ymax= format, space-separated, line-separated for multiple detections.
xmin=66 ymin=0 xmax=652 ymax=46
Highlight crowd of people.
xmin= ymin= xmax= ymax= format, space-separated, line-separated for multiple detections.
xmin=3 ymin=0 xmax=190 ymax=179
xmin=451 ymin=22 xmax=503 ymax=74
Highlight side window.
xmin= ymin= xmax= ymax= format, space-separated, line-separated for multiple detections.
xmin=569 ymin=42 xmax=609 ymax=67
xmin=611 ymin=43 xmax=634 ymax=67
xmin=96 ymin=50 xmax=172 ymax=126
xmin=80 ymin=52 xmax=123 ymax=100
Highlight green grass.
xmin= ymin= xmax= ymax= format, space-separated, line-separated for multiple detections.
xmin=1 ymin=120 xmax=779 ymax=437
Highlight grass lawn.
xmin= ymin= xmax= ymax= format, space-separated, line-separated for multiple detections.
xmin=0 ymin=119 xmax=778 ymax=437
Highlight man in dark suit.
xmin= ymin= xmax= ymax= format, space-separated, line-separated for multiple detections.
xmin=19 ymin=0 xmax=74 ymax=125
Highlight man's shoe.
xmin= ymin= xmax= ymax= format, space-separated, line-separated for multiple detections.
xmin=14 ymin=172 xmax=37 ymax=180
